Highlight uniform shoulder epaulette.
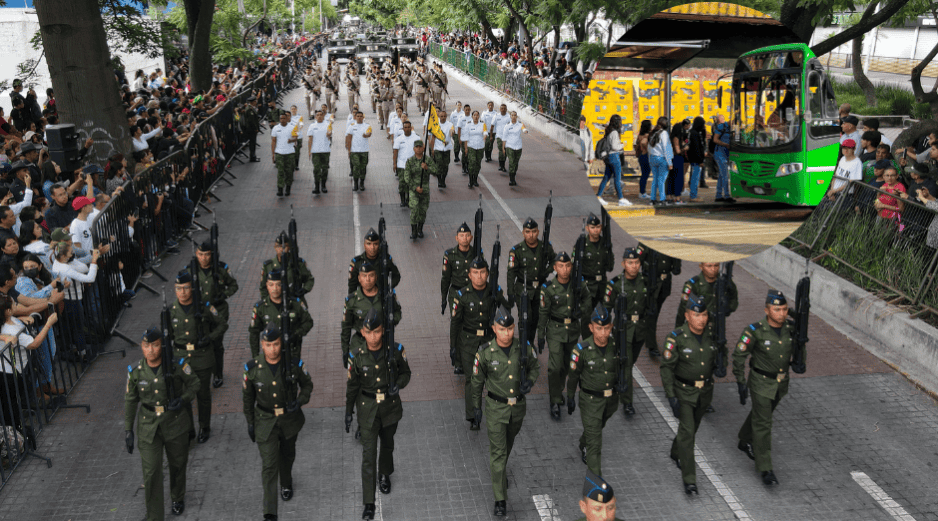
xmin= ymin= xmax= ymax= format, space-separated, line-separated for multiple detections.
xmin=300 ymin=257 xmax=306 ymax=263
xmin=748 ymin=323 xmax=757 ymax=331
xmin=223 ymin=263 xmax=229 ymax=269
xmin=576 ymin=343 xmax=584 ymax=350
xmin=178 ymin=358 xmax=185 ymax=366
xmin=297 ymin=359 xmax=304 ymax=368
xmin=689 ymin=277 xmax=696 ymax=283
xmin=348 ymin=350 xmax=355 ymax=359
xmin=263 ymin=258 xmax=274 ymax=266
xmin=254 ymin=299 xmax=264 ymax=308
xmin=245 ymin=359 xmax=258 ymax=371
xmin=127 ymin=364 xmax=133 ymax=373
xmin=396 ymin=343 xmax=403 ymax=351
xmin=541 ymin=283 xmax=548 ymax=288
xmin=457 ymin=289 xmax=463 ymax=297
xmin=497 ymin=285 xmax=502 ymax=292
xmin=670 ymin=329 xmax=681 ymax=336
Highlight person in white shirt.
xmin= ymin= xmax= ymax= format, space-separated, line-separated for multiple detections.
xmin=270 ymin=111 xmax=298 ymax=197
xmin=840 ymin=116 xmax=862 ymax=156
xmin=500 ymin=111 xmax=528 ymax=186
xmin=579 ymin=115 xmax=594 ymax=171
xmin=346 ymin=103 xmax=360 ymax=129
xmin=481 ymin=101 xmax=497 ymax=162
xmin=68 ymin=197 xmax=97 ymax=254
xmin=289 ymin=105 xmax=305 ymax=173
xmin=457 ymin=104 xmax=473 ymax=174
xmin=131 ymin=124 xmax=162 ymax=152
xmin=462 ymin=111 xmax=487 ymax=188
xmin=393 ymin=121 xmax=421 ymax=206
xmin=427 ymin=109 xmax=455 ymax=188
xmin=307 ymin=110 xmax=333 ymax=194
xmin=490 ymin=104 xmax=511 ymax=172
xmin=388 ymin=108 xmax=405 ymax=141
xmin=827 ymin=138 xmax=863 ymax=202
xmin=452 ymin=101 xmax=464 ymax=164
xmin=345 ymin=111 xmax=373 ymax=191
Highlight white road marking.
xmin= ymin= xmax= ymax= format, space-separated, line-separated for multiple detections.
xmin=375 ymin=494 xmax=384 ymax=521
xmin=532 ymin=493 xmax=560 ymax=520
xmin=479 ymin=174 xmax=523 ymax=231
xmin=353 ymin=192 xmax=362 ymax=256
xmin=851 ymin=471 xmax=917 ymax=521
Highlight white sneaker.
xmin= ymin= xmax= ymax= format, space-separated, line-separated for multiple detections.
xmin=618 ymin=198 xmax=632 ymax=207
xmin=639 ymin=193 xmax=651 ymax=199
xmin=598 ymin=197 xmax=608 ymax=206
xmin=681 ymin=189 xmax=690 ymax=197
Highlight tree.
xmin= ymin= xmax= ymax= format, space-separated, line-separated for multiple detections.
xmin=183 ymin=0 xmax=218 ymax=93
xmin=848 ymin=2 xmax=880 ymax=107
xmin=34 ymin=0 xmax=131 ymax=164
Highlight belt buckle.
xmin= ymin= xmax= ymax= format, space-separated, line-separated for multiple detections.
xmin=631 ymin=314 xmax=639 ymax=322
xmin=186 ymin=343 xmax=195 ymax=351
xmin=603 ymin=389 xmax=613 ymax=398
xmin=154 ymin=405 xmax=165 ymax=415
xmin=694 ymin=380 xmax=705 ymax=389
xmin=563 ymin=318 xmax=572 ymax=325
xmin=376 ymin=392 xmax=385 ymax=403
xmin=507 ymin=397 xmax=517 ymax=405
xmin=274 ymin=407 xmax=284 ymax=417
xmin=661 ymin=274 xmax=668 ymax=280
xmin=476 ymin=329 xmax=484 ymax=337
xmin=595 ymin=275 xmax=602 ymax=281
xmin=776 ymin=373 xmax=786 ymax=383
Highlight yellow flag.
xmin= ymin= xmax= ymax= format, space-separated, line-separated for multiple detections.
xmin=427 ymin=104 xmax=446 ymax=144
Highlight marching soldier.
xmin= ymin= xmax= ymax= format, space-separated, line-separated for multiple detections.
xmin=245 ymin=95 xmax=262 ymax=162
xmin=345 ymin=309 xmax=412 ymax=520
xmin=577 ymin=213 xmax=615 ymax=338
xmin=434 ymin=63 xmax=448 ymax=108
xmin=392 ymin=120 xmax=420 ymax=207
xmin=242 ymin=324 xmax=314 ymax=521
xmin=482 ymin=101 xmax=497 ymax=163
xmin=341 ymin=261 xmax=402 ymax=367
xmin=451 ymin=257 xmax=509 ymax=429
xmin=324 ymin=64 xmax=338 ymax=115
xmin=470 ymin=306 xmax=539 ymax=517
xmin=603 ymin=248 xmax=651 ymax=415
xmin=289 ymin=105 xmax=304 ymax=172
xmin=259 ymin=235 xmax=315 ymax=305
xmin=347 ymin=67 xmax=361 ymax=113
xmin=461 ymin=111 xmax=486 ymax=188
xmin=576 ymin=470 xmax=622 ymax=521
xmin=331 ymin=65 xmax=342 ymax=112
xmin=427 ymin=108 xmax=454 ymax=187
xmin=270 ymin=111 xmax=297 ymax=197
xmin=429 ymin=67 xmax=443 ymax=108
xmin=507 ymin=218 xmax=556 ymax=342
xmin=303 ymin=66 xmax=319 ymax=117
xmin=346 ymin=111 xmax=373 ymax=191
xmin=401 ymin=139 xmax=437 ymax=240
xmin=637 ymin=243 xmax=680 ymax=358
xmin=348 ymin=228 xmax=402 ymax=295
xmin=194 ymin=241 xmax=240 ymax=388
xmin=414 ymin=64 xmax=430 ymax=114
xmin=367 ymin=64 xmax=380 ymax=114
xmin=380 ymin=77 xmax=394 ymax=128
xmin=124 ymin=328 xmax=200 ymax=520
xmin=306 ymin=109 xmax=333 ymax=195
xmin=733 ymin=290 xmax=805 ymax=486
xmin=500 ymin=111 xmax=528 ymax=186
xmin=661 ymin=294 xmax=717 ymax=495
xmin=392 ymin=73 xmax=406 ymax=115
xmin=249 ymin=269 xmax=314 ymax=360
xmin=566 ymin=304 xmax=627 ymax=477
xmin=170 ymin=270 xmax=226 ymax=444
xmin=457 ymin=104 xmax=472 ymax=174
xmin=539 ymin=251 xmax=591 ymax=420
xmin=441 ymin=223 xmax=477 ymax=375
xmin=491 ymin=104 xmax=511 ymax=172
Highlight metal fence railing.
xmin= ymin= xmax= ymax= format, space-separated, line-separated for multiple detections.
xmin=428 ymin=42 xmax=584 ymax=130
xmin=785 ymin=177 xmax=938 ymax=321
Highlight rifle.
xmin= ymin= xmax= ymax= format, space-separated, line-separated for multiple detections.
xmin=520 ymin=272 xmax=535 ymax=387
xmin=615 ymin=275 xmax=629 ymax=394
xmin=789 ymin=274 xmax=810 ymax=373
xmin=379 ymin=207 xmax=400 ymax=395
xmin=278 ymin=242 xmax=298 ymax=407
xmin=161 ymin=288 xmax=176 ymax=403
xmin=378 ymin=204 xmax=389 ymax=298
xmin=433 ymin=71 xmax=448 ymax=95
xmin=210 ymin=214 xmax=220 ymax=298
xmin=646 ymin=248 xmax=661 ymax=318
xmin=189 ymin=244 xmax=204 ymax=341
xmin=713 ymin=261 xmax=734 ymax=378
xmin=473 ymin=194 xmax=483 ymax=258
xmin=287 ymin=205 xmax=301 ymax=297
xmin=535 ymin=191 xmax=553 ymax=304
xmin=488 ymin=225 xmax=501 ymax=324
xmin=571 ymin=221 xmax=586 ymax=319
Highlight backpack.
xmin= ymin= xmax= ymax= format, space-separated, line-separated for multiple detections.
xmin=595 ymin=134 xmax=613 ymax=164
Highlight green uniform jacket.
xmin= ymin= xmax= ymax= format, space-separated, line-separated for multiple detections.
xmin=345 ymin=336 xmax=412 ymax=426
xmin=259 ymin=256 xmax=315 ymax=300
xmin=637 ymin=243 xmax=680 ymax=299
xmin=169 ymin=301 xmax=226 ymax=371
xmin=348 ymin=253 xmax=402 ymax=295
xmin=242 ymin=357 xmax=314 ymax=443
xmin=660 ymin=324 xmax=717 ymax=400
xmin=401 ymin=154 xmax=437 ymax=192
xmin=507 ymin=240 xmax=556 ymax=302
xmin=440 ymin=245 xmax=477 ymax=296
xmin=732 ymin=319 xmax=802 ymax=400
xmin=576 ymin=237 xmax=614 ymax=297
xmin=450 ymin=284 xmax=508 ymax=349
xmin=567 ymin=334 xmax=627 ymax=396
xmin=341 ymin=287 xmax=402 ymax=356
xmin=537 ymin=277 xmax=591 ymax=343
xmin=195 ymin=263 xmax=239 ymax=306
xmin=245 ymin=105 xmax=260 ymax=132
xmin=249 ymin=297 xmax=314 ymax=358
xmin=674 ymin=272 xmax=739 ymax=347
xmin=124 ymin=357 xmax=200 ymax=444
xmin=470 ymin=338 xmax=540 ymax=422
xmin=603 ymin=273 xmax=651 ymax=343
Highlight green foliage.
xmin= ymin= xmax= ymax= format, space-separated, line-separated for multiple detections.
xmin=830 ymin=76 xmax=933 ymax=119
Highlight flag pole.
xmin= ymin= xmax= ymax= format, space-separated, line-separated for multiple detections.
xmin=421 ymin=102 xmax=433 ymax=191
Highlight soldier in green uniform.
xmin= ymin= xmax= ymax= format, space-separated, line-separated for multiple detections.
xmin=661 ymin=294 xmax=717 ymax=494
xmin=401 ymin=139 xmax=437 ymax=240
xmin=566 ymin=304 xmax=628 ymax=476
xmin=194 ymin=241 xmax=240 ymax=388
xmin=344 ymin=309 xmax=412 ymax=520
xmin=470 ymin=306 xmax=539 ymax=517
xmin=441 ymin=223 xmax=477 ymax=375
xmin=451 ymin=257 xmax=508 ymax=429
xmin=250 ymin=269 xmax=314 ymax=359
xmin=124 ymin=328 xmax=200 ymax=520
xmin=539 ymin=251 xmax=591 ymax=420
xmin=576 ymin=213 xmax=615 ymax=339
xmin=507 ymin=217 xmax=555 ymax=342
xmin=245 ymin=95 xmax=261 ymax=162
xmin=169 ymin=271 xmax=226 ymax=444
xmin=348 ymin=228 xmax=402 ymax=295
xmin=636 ymin=243 xmax=680 ymax=357
xmin=259 ymin=235 xmax=315 ymax=304
xmin=733 ymin=290 xmax=804 ymax=486
xmin=575 ymin=470 xmax=622 ymax=521
xmin=603 ymin=248 xmax=651 ymax=415
xmin=341 ymin=261 xmax=402 ymax=367
xmin=242 ymin=324 xmax=314 ymax=521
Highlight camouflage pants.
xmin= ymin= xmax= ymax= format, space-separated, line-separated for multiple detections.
xmin=496 ymin=138 xmax=506 ymax=166
xmin=311 ymin=152 xmax=330 ymax=183
xmin=507 ymin=147 xmax=522 ymax=180
xmin=408 ymin=189 xmax=429 ymax=225
xmin=484 ymin=134 xmax=494 ymax=160
xmin=349 ymin=152 xmax=368 ymax=180
xmin=397 ymin=167 xmax=408 ymax=195
xmin=433 ymin=150 xmax=450 ymax=185
xmin=275 ymin=153 xmax=295 ymax=188
xmin=466 ymin=147 xmax=483 ymax=184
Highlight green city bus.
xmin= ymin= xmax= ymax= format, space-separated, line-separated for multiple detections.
xmin=722 ymin=43 xmax=841 ymax=206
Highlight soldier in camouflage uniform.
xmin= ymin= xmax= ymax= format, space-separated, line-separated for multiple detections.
xmin=259 ymin=235 xmax=315 ymax=305
xmin=341 ymin=261 xmax=402 ymax=367
xmin=538 ymin=251 xmax=591 ymax=421
xmin=345 ymin=309 xmax=412 ymax=520
xmin=194 ymin=240 xmax=239 ymax=389
xmin=576 ymin=213 xmax=615 ymax=339
xmin=507 ymin=217 xmax=555 ymax=342
xmin=249 ymin=269 xmax=314 ymax=360
xmin=400 ymin=139 xmax=436 ymax=240
xmin=441 ymin=223 xmax=477 ymax=375
xmin=733 ymin=290 xmax=805 ymax=486
xmin=169 ymin=271 xmax=226 ymax=444
xmin=242 ymin=324 xmax=314 ymax=521
xmin=124 ymin=328 xmax=200 ymax=520
xmin=348 ymin=228 xmax=402 ymax=295
xmin=636 ymin=243 xmax=680 ymax=357
xmin=603 ymin=247 xmax=651 ymax=415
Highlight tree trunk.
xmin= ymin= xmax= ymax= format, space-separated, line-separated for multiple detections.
xmin=34 ymin=0 xmax=132 ymax=165
xmin=503 ymin=0 xmax=536 ymax=76
xmin=806 ymin=0 xmax=909 ymax=58
xmin=852 ymin=35 xmax=877 ymax=107
xmin=910 ymin=40 xmax=938 ymax=119
xmin=504 ymin=17 xmax=517 ymax=53
xmin=479 ymin=16 xmax=499 ymax=48
xmin=185 ymin=0 xmax=216 ymax=93
xmin=553 ymin=25 xmax=560 ymax=50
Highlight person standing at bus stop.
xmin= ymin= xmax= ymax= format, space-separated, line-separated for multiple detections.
xmin=595 ymin=115 xmax=629 ymax=207
xmin=648 ymin=116 xmax=674 ymax=206
xmin=711 ymin=115 xmax=735 ymax=203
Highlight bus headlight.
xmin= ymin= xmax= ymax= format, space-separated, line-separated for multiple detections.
xmin=727 ymin=161 xmax=738 ymax=174
xmin=775 ymin=163 xmax=803 ymax=177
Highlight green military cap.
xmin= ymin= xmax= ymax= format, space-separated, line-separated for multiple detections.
xmin=365 ymin=228 xmax=380 ymax=242
xmin=142 ymin=327 xmax=163 ymax=342
xmin=413 ymin=140 xmax=424 ymax=147
xmin=493 ymin=305 xmax=514 ymax=327
xmin=267 ymin=268 xmax=284 ymax=281
xmin=590 ymin=303 xmax=611 ymax=325
xmin=175 ymin=270 xmax=193 ymax=285
xmin=457 ymin=222 xmax=471 ymax=234
xmin=362 ymin=307 xmax=383 ymax=330
xmin=622 ymin=247 xmax=639 ymax=259
xmin=359 ymin=261 xmax=376 ymax=273
xmin=50 ymin=228 xmax=70 ymax=242
xmin=766 ymin=289 xmax=787 ymax=306
xmin=583 ymin=469 xmax=614 ymax=503
xmin=523 ymin=217 xmax=538 ymax=229
xmin=274 ymin=233 xmax=288 ymax=245
xmin=586 ymin=212 xmax=600 ymax=226
xmin=469 ymin=256 xmax=488 ymax=270
xmin=686 ymin=293 xmax=706 ymax=313
xmin=554 ymin=251 xmax=571 ymax=263
xmin=247 ymin=95 xmax=258 ymax=102
xmin=260 ymin=323 xmax=281 ymax=342
xmin=197 ymin=240 xmax=212 ymax=252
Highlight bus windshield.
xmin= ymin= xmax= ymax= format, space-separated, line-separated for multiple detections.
xmin=730 ymin=70 xmax=801 ymax=149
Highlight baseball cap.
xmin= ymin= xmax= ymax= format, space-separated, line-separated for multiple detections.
xmin=841 ymin=139 xmax=856 ymax=149
xmin=50 ymin=228 xmax=70 ymax=242
xmin=72 ymin=196 xmax=94 ymax=211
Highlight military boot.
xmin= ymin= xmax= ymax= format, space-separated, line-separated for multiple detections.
xmin=352 ymin=179 xmax=359 ymax=192
xmin=399 ymin=192 xmax=407 ymax=207
xmin=410 ymin=224 xmax=418 ymax=239
xmin=417 ymin=222 xmax=425 ymax=238
xmin=312 ymin=180 xmax=321 ymax=194
xmin=321 ymin=180 xmax=328 ymax=193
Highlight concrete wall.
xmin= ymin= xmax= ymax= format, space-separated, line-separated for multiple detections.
xmin=0 ymin=8 xmax=165 ymax=115
xmin=740 ymin=245 xmax=938 ymax=396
